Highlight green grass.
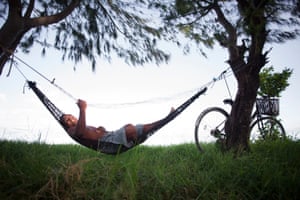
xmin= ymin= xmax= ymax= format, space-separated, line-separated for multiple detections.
xmin=0 ymin=140 xmax=299 ymax=200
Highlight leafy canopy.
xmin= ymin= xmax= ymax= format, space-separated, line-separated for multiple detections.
xmin=149 ymin=0 xmax=300 ymax=55
xmin=0 ymin=0 xmax=169 ymax=70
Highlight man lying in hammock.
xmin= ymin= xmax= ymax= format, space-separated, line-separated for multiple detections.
xmin=61 ymin=99 xmax=175 ymax=154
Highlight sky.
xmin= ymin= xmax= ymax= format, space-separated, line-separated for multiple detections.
xmin=0 ymin=39 xmax=300 ymax=146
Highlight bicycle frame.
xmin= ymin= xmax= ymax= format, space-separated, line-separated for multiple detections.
xmin=224 ymin=99 xmax=274 ymax=131
xmin=194 ymin=70 xmax=286 ymax=152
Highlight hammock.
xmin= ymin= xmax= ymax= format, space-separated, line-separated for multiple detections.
xmin=27 ymin=81 xmax=207 ymax=154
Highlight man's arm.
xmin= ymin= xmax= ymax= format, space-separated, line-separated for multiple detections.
xmin=74 ymin=99 xmax=106 ymax=140
xmin=74 ymin=99 xmax=88 ymax=138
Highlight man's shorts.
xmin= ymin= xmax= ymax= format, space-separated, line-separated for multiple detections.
xmin=99 ymin=124 xmax=144 ymax=148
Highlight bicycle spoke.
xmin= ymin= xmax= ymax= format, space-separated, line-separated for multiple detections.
xmin=250 ymin=116 xmax=285 ymax=142
xmin=195 ymin=107 xmax=228 ymax=152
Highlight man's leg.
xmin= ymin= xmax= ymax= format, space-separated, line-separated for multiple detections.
xmin=124 ymin=107 xmax=175 ymax=144
xmin=142 ymin=107 xmax=175 ymax=133
xmin=124 ymin=123 xmax=154 ymax=144
xmin=124 ymin=124 xmax=138 ymax=140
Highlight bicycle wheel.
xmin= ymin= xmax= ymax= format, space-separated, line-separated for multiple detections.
xmin=194 ymin=107 xmax=229 ymax=152
xmin=250 ymin=116 xmax=286 ymax=142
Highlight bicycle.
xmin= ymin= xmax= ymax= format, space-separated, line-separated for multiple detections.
xmin=194 ymin=71 xmax=286 ymax=152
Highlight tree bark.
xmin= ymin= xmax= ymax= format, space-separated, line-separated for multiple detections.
xmin=224 ymin=49 xmax=268 ymax=153
xmin=0 ymin=0 xmax=24 ymax=74
xmin=225 ymin=64 xmax=260 ymax=153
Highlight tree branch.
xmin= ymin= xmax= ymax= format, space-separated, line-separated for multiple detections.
xmin=8 ymin=0 xmax=22 ymax=17
xmin=213 ymin=2 xmax=237 ymax=46
xmin=181 ymin=3 xmax=215 ymax=26
xmin=26 ymin=0 xmax=80 ymax=28
xmin=96 ymin=0 xmax=125 ymax=35
xmin=24 ymin=0 xmax=35 ymax=18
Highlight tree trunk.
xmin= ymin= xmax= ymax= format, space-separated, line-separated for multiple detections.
xmin=225 ymin=69 xmax=259 ymax=153
xmin=0 ymin=1 xmax=28 ymax=75
xmin=0 ymin=29 xmax=27 ymax=75
xmin=225 ymin=55 xmax=266 ymax=153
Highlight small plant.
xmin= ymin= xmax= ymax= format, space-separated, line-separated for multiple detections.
xmin=258 ymin=66 xmax=293 ymax=97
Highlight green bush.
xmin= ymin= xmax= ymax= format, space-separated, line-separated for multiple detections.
xmin=258 ymin=66 xmax=293 ymax=97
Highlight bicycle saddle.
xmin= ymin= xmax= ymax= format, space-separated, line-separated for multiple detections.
xmin=223 ymin=99 xmax=233 ymax=105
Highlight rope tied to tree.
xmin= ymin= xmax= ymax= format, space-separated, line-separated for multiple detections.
xmin=1 ymin=41 xmax=235 ymax=108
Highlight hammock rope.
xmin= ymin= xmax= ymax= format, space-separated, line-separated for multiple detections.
xmin=1 ymin=48 xmax=78 ymax=101
xmin=2 ymin=41 xmax=238 ymax=108
xmin=6 ymin=48 xmax=234 ymax=112
xmin=1 ymin=42 xmax=234 ymax=108
xmin=12 ymin=52 xmax=232 ymax=108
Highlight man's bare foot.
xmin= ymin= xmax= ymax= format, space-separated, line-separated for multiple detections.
xmin=170 ymin=107 xmax=175 ymax=113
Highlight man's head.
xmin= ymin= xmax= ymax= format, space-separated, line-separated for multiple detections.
xmin=61 ymin=114 xmax=78 ymax=130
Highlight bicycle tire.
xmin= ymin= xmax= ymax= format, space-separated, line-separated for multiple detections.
xmin=250 ymin=116 xmax=286 ymax=142
xmin=194 ymin=107 xmax=229 ymax=152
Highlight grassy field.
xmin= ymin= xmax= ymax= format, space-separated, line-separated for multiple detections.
xmin=0 ymin=139 xmax=299 ymax=200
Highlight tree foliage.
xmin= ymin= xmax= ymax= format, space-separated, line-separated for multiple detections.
xmin=150 ymin=0 xmax=300 ymax=53
xmin=0 ymin=0 xmax=169 ymax=75
xmin=258 ymin=66 xmax=293 ymax=97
